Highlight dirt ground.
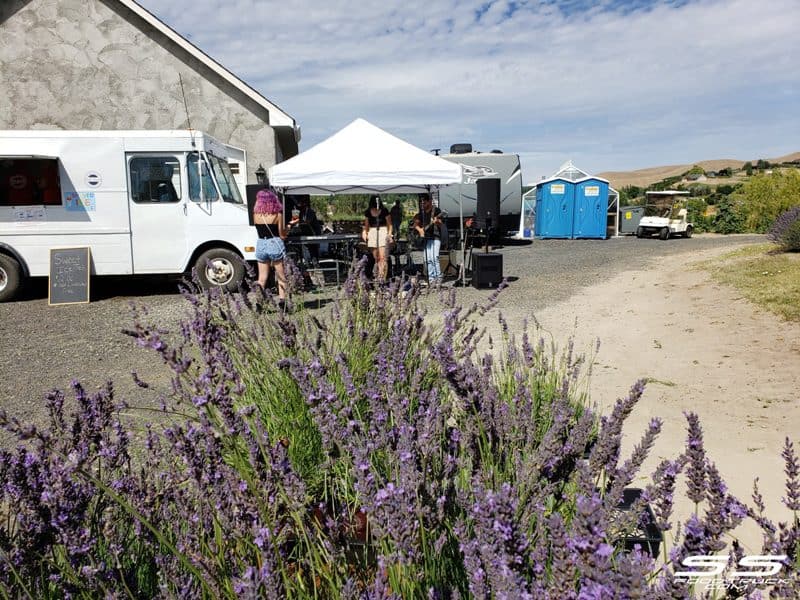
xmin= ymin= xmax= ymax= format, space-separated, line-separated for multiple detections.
xmin=523 ymin=245 xmax=800 ymax=552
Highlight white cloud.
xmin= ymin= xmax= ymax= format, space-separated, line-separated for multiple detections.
xmin=137 ymin=0 xmax=800 ymax=182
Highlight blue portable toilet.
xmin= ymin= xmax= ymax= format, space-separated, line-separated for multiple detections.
xmin=534 ymin=177 xmax=574 ymax=238
xmin=530 ymin=161 xmax=619 ymax=238
xmin=573 ymin=177 xmax=610 ymax=239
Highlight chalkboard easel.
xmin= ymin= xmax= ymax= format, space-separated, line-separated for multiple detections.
xmin=48 ymin=247 xmax=91 ymax=305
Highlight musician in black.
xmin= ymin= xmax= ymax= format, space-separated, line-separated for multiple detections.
xmin=412 ymin=193 xmax=443 ymax=285
xmin=289 ymin=196 xmax=322 ymax=261
xmin=362 ymin=195 xmax=393 ymax=281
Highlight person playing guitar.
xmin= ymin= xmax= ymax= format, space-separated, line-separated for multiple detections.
xmin=412 ymin=193 xmax=445 ymax=285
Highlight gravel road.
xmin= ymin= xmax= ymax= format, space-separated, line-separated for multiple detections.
xmin=0 ymin=234 xmax=764 ymax=435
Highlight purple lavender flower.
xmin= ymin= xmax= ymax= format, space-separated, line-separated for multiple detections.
xmin=456 ymin=482 xmax=532 ymax=598
xmin=589 ymin=380 xmax=646 ymax=476
xmin=781 ymin=437 xmax=800 ymax=511
xmin=607 ymin=417 xmax=662 ymax=506
xmin=683 ymin=411 xmax=707 ymax=505
xmin=646 ymin=458 xmax=684 ymax=532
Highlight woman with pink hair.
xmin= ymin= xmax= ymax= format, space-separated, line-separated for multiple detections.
xmin=253 ymin=189 xmax=288 ymax=306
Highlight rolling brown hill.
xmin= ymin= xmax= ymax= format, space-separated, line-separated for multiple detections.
xmin=598 ymin=151 xmax=800 ymax=189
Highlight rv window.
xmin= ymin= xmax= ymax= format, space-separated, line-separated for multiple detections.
xmin=187 ymin=153 xmax=219 ymax=202
xmin=0 ymin=158 xmax=61 ymax=206
xmin=129 ymin=156 xmax=182 ymax=203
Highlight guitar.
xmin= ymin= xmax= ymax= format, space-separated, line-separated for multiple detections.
xmin=409 ymin=210 xmax=447 ymax=248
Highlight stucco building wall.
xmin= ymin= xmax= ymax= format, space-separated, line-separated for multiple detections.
xmin=0 ymin=0 xmax=294 ymax=181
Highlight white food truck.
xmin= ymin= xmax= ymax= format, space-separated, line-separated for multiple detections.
xmin=0 ymin=130 xmax=255 ymax=301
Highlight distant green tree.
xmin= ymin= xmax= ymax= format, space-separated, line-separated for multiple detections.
xmin=686 ymin=198 xmax=711 ymax=232
xmin=688 ymin=184 xmax=711 ymax=197
xmin=619 ymin=185 xmax=642 ymax=204
xmin=734 ymin=169 xmax=800 ymax=232
xmin=744 ymin=161 xmax=754 ymax=176
xmin=650 ymin=176 xmax=682 ymax=191
xmin=718 ymin=167 xmax=732 ymax=177
xmin=311 ymin=193 xmax=420 ymax=222
xmin=715 ymin=184 xmax=740 ymax=196
xmin=713 ymin=197 xmax=747 ymax=233
xmin=756 ymin=159 xmax=771 ymax=170
xmin=688 ymin=164 xmax=705 ymax=176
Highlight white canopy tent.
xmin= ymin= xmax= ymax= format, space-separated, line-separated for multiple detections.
xmin=268 ymin=118 xmax=462 ymax=194
xmin=269 ymin=118 xmax=471 ymax=284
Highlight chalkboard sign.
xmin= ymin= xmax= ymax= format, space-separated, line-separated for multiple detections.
xmin=48 ymin=247 xmax=91 ymax=305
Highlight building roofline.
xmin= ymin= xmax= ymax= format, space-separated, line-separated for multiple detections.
xmin=116 ymin=0 xmax=299 ymax=140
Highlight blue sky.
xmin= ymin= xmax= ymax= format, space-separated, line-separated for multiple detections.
xmin=137 ymin=0 xmax=799 ymax=184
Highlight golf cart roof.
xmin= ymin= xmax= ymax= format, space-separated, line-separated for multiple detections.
xmin=645 ymin=190 xmax=690 ymax=196
xmin=643 ymin=190 xmax=689 ymax=212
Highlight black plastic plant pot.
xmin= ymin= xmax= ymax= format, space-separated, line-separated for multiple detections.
xmin=614 ymin=488 xmax=663 ymax=558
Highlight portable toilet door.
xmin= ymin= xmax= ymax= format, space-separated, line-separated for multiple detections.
xmin=535 ymin=178 xmax=574 ymax=238
xmin=573 ymin=178 xmax=609 ymax=239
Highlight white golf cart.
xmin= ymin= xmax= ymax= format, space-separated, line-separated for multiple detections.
xmin=636 ymin=190 xmax=693 ymax=240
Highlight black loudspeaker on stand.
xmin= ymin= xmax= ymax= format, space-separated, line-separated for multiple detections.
xmin=471 ymin=252 xmax=503 ymax=289
xmin=476 ymin=178 xmax=501 ymax=231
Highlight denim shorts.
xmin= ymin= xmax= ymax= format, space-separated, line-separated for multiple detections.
xmin=256 ymin=237 xmax=286 ymax=262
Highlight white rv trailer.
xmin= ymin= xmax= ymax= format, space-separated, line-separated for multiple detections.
xmin=437 ymin=150 xmax=523 ymax=236
xmin=0 ymin=130 xmax=255 ymax=301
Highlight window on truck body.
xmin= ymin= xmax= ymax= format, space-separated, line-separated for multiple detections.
xmin=129 ymin=156 xmax=182 ymax=203
xmin=0 ymin=158 xmax=61 ymax=206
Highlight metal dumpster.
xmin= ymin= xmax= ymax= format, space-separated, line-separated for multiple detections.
xmin=619 ymin=205 xmax=644 ymax=234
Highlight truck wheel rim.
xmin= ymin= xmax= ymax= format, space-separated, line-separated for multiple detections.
xmin=205 ymin=258 xmax=234 ymax=286
xmin=0 ymin=269 xmax=6 ymax=292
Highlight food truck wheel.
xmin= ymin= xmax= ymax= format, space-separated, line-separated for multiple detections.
xmin=0 ymin=254 xmax=23 ymax=302
xmin=659 ymin=227 xmax=670 ymax=240
xmin=194 ymin=248 xmax=245 ymax=291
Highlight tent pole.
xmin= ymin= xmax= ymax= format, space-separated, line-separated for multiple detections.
xmin=459 ymin=179 xmax=466 ymax=287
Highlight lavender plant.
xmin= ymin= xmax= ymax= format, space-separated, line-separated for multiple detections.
xmin=0 ymin=264 xmax=798 ymax=598
xmin=766 ymin=205 xmax=800 ymax=251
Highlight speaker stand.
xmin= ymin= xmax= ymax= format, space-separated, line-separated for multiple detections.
xmin=456 ymin=229 xmax=471 ymax=287
xmin=441 ymin=252 xmax=458 ymax=278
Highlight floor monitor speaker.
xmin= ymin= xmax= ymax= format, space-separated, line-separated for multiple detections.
xmin=471 ymin=252 xmax=503 ymax=288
